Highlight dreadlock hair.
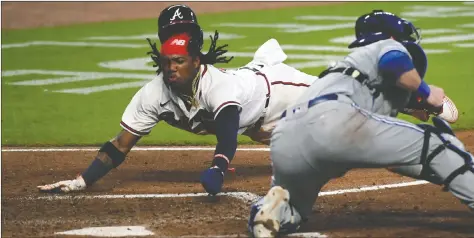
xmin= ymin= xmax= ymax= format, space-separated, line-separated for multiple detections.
xmin=146 ymin=30 xmax=234 ymax=75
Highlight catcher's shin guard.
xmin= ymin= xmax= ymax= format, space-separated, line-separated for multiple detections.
xmin=418 ymin=117 xmax=474 ymax=191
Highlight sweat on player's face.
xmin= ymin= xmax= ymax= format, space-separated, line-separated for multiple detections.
xmin=160 ymin=54 xmax=200 ymax=87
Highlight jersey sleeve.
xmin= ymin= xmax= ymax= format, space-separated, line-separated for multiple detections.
xmin=378 ymin=50 xmax=415 ymax=80
xmin=202 ymin=70 xmax=243 ymax=120
xmin=376 ymin=40 xmax=414 ymax=81
xmin=120 ymin=81 xmax=162 ymax=136
xmin=377 ymin=40 xmax=411 ymax=62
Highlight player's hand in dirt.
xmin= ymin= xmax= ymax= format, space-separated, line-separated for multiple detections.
xmin=200 ymin=166 xmax=224 ymax=195
xmin=426 ymin=85 xmax=445 ymax=108
xmin=37 ymin=176 xmax=87 ymax=193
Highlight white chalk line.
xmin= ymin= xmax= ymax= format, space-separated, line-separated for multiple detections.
xmin=25 ymin=180 xmax=428 ymax=203
xmin=29 ymin=191 xmax=260 ymax=204
xmin=179 ymin=233 xmax=327 ymax=238
xmin=289 ymin=232 xmax=328 ymax=238
xmin=2 ymin=146 xmax=270 ymax=152
xmin=318 ymin=180 xmax=429 ymax=196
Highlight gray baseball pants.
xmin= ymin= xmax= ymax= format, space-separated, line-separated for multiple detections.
xmin=265 ymin=93 xmax=474 ymax=226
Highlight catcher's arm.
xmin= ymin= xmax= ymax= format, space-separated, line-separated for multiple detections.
xmin=37 ymin=130 xmax=140 ymax=193
xmin=378 ymin=51 xmax=458 ymax=123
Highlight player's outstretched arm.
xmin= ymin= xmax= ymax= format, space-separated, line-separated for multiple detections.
xmin=200 ymin=105 xmax=240 ymax=195
xmin=37 ymin=130 xmax=140 ymax=193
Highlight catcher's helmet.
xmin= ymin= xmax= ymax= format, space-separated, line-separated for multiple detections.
xmin=158 ymin=4 xmax=204 ymax=50
xmin=348 ymin=10 xmax=421 ymax=48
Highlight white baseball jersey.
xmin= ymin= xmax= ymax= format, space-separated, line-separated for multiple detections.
xmin=121 ymin=39 xmax=318 ymax=144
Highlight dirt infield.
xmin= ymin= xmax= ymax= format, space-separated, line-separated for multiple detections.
xmin=2 ymin=130 xmax=474 ymax=237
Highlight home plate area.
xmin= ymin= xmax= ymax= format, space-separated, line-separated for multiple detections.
xmin=2 ymin=148 xmax=474 ymax=237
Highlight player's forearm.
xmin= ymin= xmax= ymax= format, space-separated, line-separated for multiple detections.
xmin=396 ymin=69 xmax=422 ymax=91
xmin=81 ymin=130 xmax=140 ymax=186
xmin=80 ymin=142 xmax=127 ymax=186
xmin=396 ymin=69 xmax=433 ymax=104
xmin=212 ymin=106 xmax=240 ymax=171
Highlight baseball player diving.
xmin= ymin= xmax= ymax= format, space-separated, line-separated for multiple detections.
xmin=37 ymin=5 xmax=459 ymax=196
xmin=36 ymin=4 xmax=319 ymax=195
xmin=248 ymin=10 xmax=474 ymax=237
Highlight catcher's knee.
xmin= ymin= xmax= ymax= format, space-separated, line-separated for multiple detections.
xmin=388 ymin=165 xmax=443 ymax=185
xmin=418 ymin=120 xmax=474 ymax=190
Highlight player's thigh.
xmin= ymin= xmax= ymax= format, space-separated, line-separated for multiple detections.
xmin=270 ymin=117 xmax=348 ymax=218
xmin=278 ymin=100 xmax=424 ymax=167
xmin=312 ymin=103 xmax=427 ymax=167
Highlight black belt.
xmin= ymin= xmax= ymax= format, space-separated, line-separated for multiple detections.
xmin=281 ymin=93 xmax=338 ymax=118
xmin=318 ymin=67 xmax=368 ymax=84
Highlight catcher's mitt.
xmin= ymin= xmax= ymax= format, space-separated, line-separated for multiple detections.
xmin=403 ymin=94 xmax=458 ymax=123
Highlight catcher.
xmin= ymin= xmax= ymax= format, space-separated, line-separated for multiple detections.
xmin=248 ymin=10 xmax=472 ymax=237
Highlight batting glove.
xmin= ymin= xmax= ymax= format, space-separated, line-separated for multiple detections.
xmin=37 ymin=176 xmax=87 ymax=193
xmin=200 ymin=166 xmax=224 ymax=195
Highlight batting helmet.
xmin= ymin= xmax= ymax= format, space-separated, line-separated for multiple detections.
xmin=158 ymin=4 xmax=204 ymax=50
xmin=348 ymin=10 xmax=421 ymax=49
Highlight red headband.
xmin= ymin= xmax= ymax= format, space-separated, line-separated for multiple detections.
xmin=161 ymin=33 xmax=191 ymax=56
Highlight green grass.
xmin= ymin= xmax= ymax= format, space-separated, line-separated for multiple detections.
xmin=2 ymin=2 xmax=474 ymax=146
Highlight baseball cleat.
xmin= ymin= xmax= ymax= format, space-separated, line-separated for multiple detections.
xmin=251 ymin=186 xmax=290 ymax=237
